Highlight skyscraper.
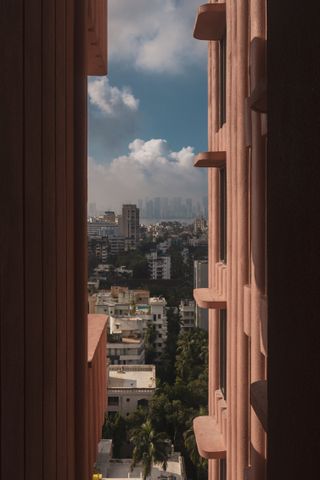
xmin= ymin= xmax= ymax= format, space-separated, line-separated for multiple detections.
xmin=120 ymin=204 xmax=140 ymax=249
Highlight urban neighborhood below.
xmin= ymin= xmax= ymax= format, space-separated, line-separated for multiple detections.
xmin=88 ymin=204 xmax=209 ymax=479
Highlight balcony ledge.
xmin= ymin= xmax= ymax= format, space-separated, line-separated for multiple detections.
xmin=193 ymin=3 xmax=226 ymax=41
xmin=194 ymin=151 xmax=226 ymax=168
xmin=194 ymin=288 xmax=226 ymax=309
xmin=193 ymin=416 xmax=226 ymax=459
xmin=88 ymin=314 xmax=108 ymax=367
xmin=250 ymin=380 xmax=267 ymax=432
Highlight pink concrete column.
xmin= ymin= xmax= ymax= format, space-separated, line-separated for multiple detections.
xmin=228 ymin=0 xmax=239 ymax=478
xmin=249 ymin=0 xmax=266 ymax=478
xmin=236 ymin=1 xmax=250 ymax=479
xmin=208 ymin=35 xmax=221 ymax=480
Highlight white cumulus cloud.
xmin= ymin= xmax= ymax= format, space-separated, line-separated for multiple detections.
xmin=88 ymin=77 xmax=139 ymax=115
xmin=88 ymin=78 xmax=141 ymax=160
xmin=88 ymin=138 xmax=207 ymax=211
xmin=108 ymin=0 xmax=207 ymax=74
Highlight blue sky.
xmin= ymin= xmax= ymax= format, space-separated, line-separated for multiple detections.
xmin=88 ymin=0 xmax=208 ymax=213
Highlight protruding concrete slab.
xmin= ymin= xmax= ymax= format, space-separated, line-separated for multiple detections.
xmin=194 ymin=151 xmax=226 ymax=168
xmin=193 ymin=3 xmax=226 ymax=41
xmin=193 ymin=288 xmax=227 ymax=309
xmin=193 ymin=416 xmax=226 ymax=459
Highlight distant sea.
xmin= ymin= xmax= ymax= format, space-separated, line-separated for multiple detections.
xmin=140 ymin=218 xmax=196 ymax=226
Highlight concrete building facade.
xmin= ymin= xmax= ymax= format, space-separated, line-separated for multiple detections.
xmin=120 ymin=204 xmax=140 ymax=249
xmin=107 ymin=365 xmax=156 ymax=416
xmin=149 ymin=297 xmax=168 ymax=356
xmin=179 ymin=299 xmax=196 ymax=331
xmin=191 ymin=2 xmax=267 ymax=480
xmin=0 ymin=1 xmax=108 ymax=479
xmin=147 ymin=251 xmax=171 ymax=280
xmin=107 ymin=338 xmax=145 ymax=365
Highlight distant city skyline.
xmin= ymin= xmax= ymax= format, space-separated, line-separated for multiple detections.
xmin=88 ymin=196 xmax=208 ymax=220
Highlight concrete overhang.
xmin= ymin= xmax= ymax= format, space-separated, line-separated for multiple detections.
xmin=193 ymin=416 xmax=226 ymax=459
xmin=193 ymin=3 xmax=226 ymax=41
xmin=194 ymin=288 xmax=226 ymax=309
xmin=194 ymin=151 xmax=226 ymax=168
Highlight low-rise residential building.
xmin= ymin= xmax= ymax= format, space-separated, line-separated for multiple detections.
xmin=193 ymin=216 xmax=207 ymax=235
xmin=109 ymin=316 xmax=147 ymax=337
xmin=147 ymin=251 xmax=171 ymax=280
xmin=107 ymin=365 xmax=156 ymax=416
xmin=102 ymin=453 xmax=186 ymax=480
xmin=108 ymin=236 xmax=125 ymax=255
xmin=94 ymin=289 xmax=168 ymax=360
xmin=188 ymin=233 xmax=208 ymax=248
xmin=107 ymin=336 xmax=145 ymax=365
xmin=149 ymin=297 xmax=168 ymax=356
xmin=179 ymin=299 xmax=196 ymax=331
xmin=87 ymin=220 xmax=120 ymax=238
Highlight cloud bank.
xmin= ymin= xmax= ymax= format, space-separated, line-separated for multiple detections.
xmin=88 ymin=138 xmax=207 ymax=211
xmin=88 ymin=77 xmax=141 ymax=161
xmin=108 ymin=0 xmax=206 ymax=73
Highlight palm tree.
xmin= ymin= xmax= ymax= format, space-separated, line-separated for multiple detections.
xmin=129 ymin=419 xmax=171 ymax=480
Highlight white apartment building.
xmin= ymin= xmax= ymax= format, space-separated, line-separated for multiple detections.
xmin=107 ymin=337 xmax=145 ymax=365
xmin=95 ymin=288 xmax=149 ymax=317
xmin=95 ymin=442 xmax=186 ymax=480
xmin=193 ymin=216 xmax=207 ymax=235
xmin=105 ymin=453 xmax=186 ymax=480
xmin=147 ymin=251 xmax=171 ymax=280
xmin=179 ymin=299 xmax=196 ymax=332
xmin=107 ymin=365 xmax=156 ymax=416
xmin=87 ymin=220 xmax=120 ymax=238
xmin=149 ymin=297 xmax=168 ymax=356
xmin=109 ymin=316 xmax=147 ymax=337
xmin=94 ymin=289 xmax=168 ymax=359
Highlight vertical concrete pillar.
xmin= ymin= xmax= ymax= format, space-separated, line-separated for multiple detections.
xmin=236 ymin=1 xmax=250 ymax=479
xmin=249 ymin=1 xmax=266 ymax=478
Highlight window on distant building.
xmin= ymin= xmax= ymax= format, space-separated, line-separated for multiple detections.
xmin=219 ymin=309 xmax=227 ymax=399
xmin=219 ymin=32 xmax=227 ymax=128
xmin=153 ymin=314 xmax=156 ymax=321
xmin=108 ymin=396 xmax=119 ymax=406
xmin=219 ymin=167 xmax=227 ymax=263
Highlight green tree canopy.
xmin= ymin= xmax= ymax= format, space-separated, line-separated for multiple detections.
xmin=130 ymin=419 xmax=171 ymax=480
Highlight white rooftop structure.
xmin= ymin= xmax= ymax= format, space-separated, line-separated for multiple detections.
xmin=108 ymin=365 xmax=156 ymax=415
xmin=103 ymin=453 xmax=186 ymax=479
xmin=149 ymin=296 xmax=167 ymax=306
xmin=108 ymin=365 xmax=156 ymax=390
